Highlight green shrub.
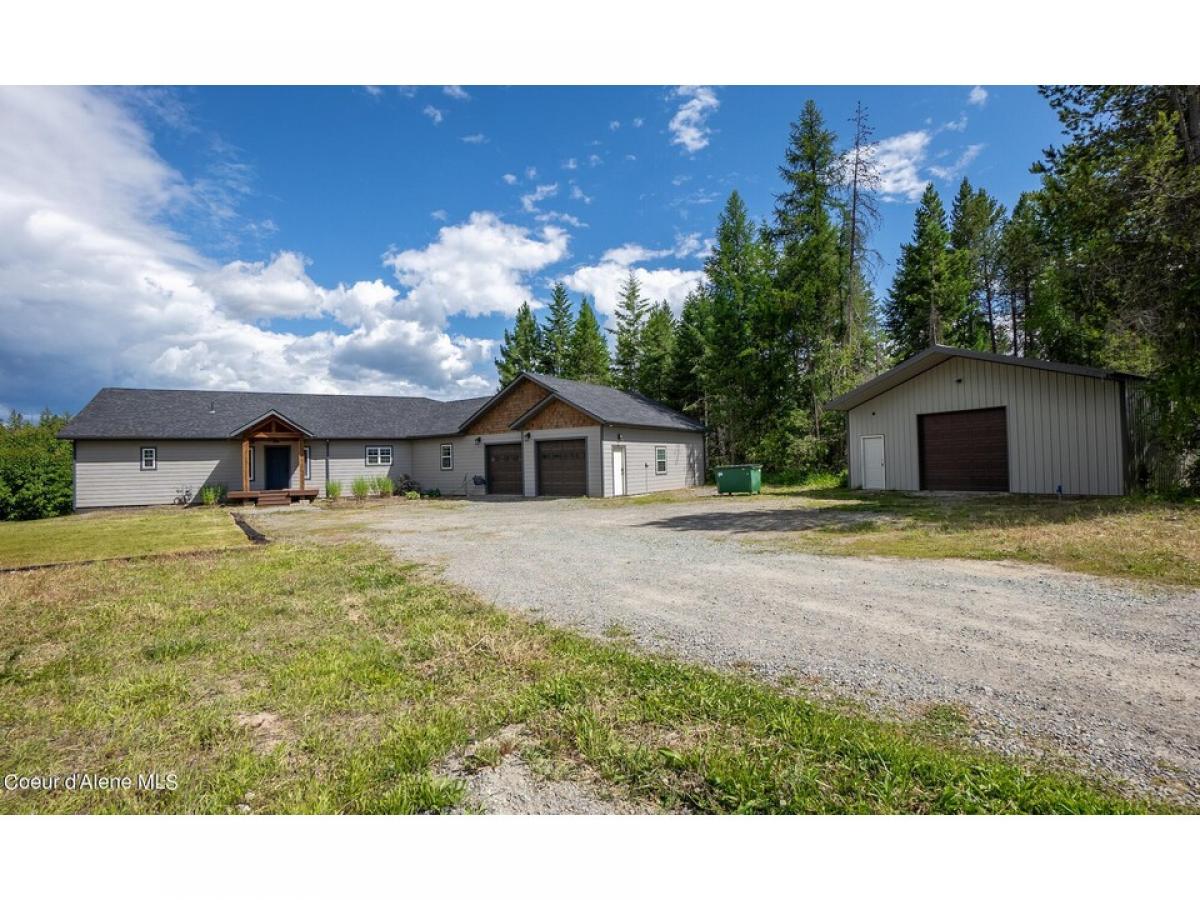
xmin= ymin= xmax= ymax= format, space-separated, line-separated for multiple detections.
xmin=199 ymin=485 xmax=226 ymax=506
xmin=325 ymin=480 xmax=342 ymax=500
xmin=404 ymin=490 xmax=421 ymax=501
xmin=424 ymin=488 xmax=442 ymax=498
xmin=351 ymin=477 xmax=371 ymax=501
xmin=375 ymin=476 xmax=394 ymax=497
xmin=0 ymin=410 xmax=74 ymax=521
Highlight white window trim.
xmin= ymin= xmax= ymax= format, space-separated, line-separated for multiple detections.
xmin=365 ymin=445 xmax=393 ymax=467
xmin=305 ymin=444 xmax=312 ymax=479
xmin=440 ymin=443 xmax=454 ymax=471
xmin=249 ymin=447 xmax=255 ymax=482
xmin=140 ymin=446 xmax=157 ymax=471
xmin=655 ymin=446 xmax=667 ymax=475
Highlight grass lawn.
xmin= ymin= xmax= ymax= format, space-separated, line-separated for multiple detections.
xmin=758 ymin=487 xmax=1200 ymax=587
xmin=0 ymin=507 xmax=249 ymax=570
xmin=0 ymin=512 xmax=1173 ymax=813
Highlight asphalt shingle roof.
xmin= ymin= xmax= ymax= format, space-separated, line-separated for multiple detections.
xmin=521 ymin=373 xmax=704 ymax=431
xmin=58 ymin=388 xmax=489 ymax=440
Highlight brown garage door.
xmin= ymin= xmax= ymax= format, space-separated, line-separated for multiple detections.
xmin=919 ymin=407 xmax=1009 ymax=491
xmin=485 ymin=443 xmax=523 ymax=495
xmin=536 ymin=439 xmax=587 ymax=496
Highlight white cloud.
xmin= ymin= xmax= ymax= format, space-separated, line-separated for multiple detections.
xmin=968 ymin=86 xmax=988 ymax=107
xmin=535 ymin=211 xmax=587 ymax=228
xmin=570 ymin=184 xmax=593 ymax=204
xmin=875 ymin=130 xmax=933 ymax=202
xmin=461 ymin=133 xmax=487 ymax=144
xmin=669 ymin=86 xmax=719 ymax=154
xmin=443 ymin=85 xmax=470 ymax=101
xmin=422 ymin=104 xmax=444 ymax=125
xmin=525 ymin=166 xmax=538 ymax=180
xmin=364 ymin=86 xmax=383 ymax=98
xmin=565 ymin=262 xmax=703 ymax=318
xmin=0 ymin=87 xmax=560 ymax=409
xmin=609 ymin=120 xmax=620 ymax=130
xmin=672 ymin=174 xmax=691 ymax=186
xmin=562 ymin=157 xmax=578 ymax=170
xmin=383 ymin=212 xmax=568 ymax=322
xmin=588 ymin=153 xmax=602 ymax=167
xmin=632 ymin=117 xmax=644 ymax=128
xmin=625 ymin=154 xmax=637 ymax=161
xmin=520 ymin=182 xmax=558 ymax=213
xmin=928 ymin=143 xmax=985 ymax=181
xmin=942 ymin=113 xmax=968 ymax=132
xmin=502 ymin=173 xmax=518 ymax=185
xmin=431 ymin=209 xmax=448 ymax=221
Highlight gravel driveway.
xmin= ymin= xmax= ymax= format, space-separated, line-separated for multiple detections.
xmin=363 ymin=494 xmax=1200 ymax=801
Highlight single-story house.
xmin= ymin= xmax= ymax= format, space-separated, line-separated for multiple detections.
xmin=58 ymin=372 xmax=706 ymax=508
xmin=825 ymin=345 xmax=1142 ymax=496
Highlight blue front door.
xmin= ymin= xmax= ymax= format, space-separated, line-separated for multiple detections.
xmin=265 ymin=446 xmax=290 ymax=490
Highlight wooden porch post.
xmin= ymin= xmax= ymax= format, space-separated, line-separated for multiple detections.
xmin=298 ymin=440 xmax=306 ymax=491
xmin=241 ymin=438 xmax=250 ymax=492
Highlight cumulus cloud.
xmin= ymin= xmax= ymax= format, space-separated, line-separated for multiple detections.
xmin=443 ymin=85 xmax=470 ymax=101
xmin=562 ymin=157 xmax=578 ymax=170
xmin=609 ymin=120 xmax=620 ymax=130
xmin=564 ymin=234 xmax=707 ymax=318
xmin=461 ymin=133 xmax=487 ymax=144
xmin=875 ymin=130 xmax=933 ymax=202
xmin=968 ymin=85 xmax=988 ymax=107
xmin=502 ymin=173 xmax=518 ymax=185
xmin=422 ymin=104 xmax=444 ymax=125
xmin=383 ymin=212 xmax=568 ymax=323
xmin=669 ymin=86 xmax=719 ymax=154
xmin=569 ymin=183 xmax=593 ymax=204
xmin=632 ymin=117 xmax=644 ymax=128
xmin=0 ymin=87 xmax=563 ymax=410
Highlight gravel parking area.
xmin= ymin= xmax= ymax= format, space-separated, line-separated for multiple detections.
xmin=361 ymin=493 xmax=1200 ymax=801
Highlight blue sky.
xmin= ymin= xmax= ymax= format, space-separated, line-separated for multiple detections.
xmin=0 ymin=85 xmax=1065 ymax=416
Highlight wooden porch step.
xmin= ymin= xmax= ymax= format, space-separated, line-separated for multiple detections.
xmin=256 ymin=492 xmax=291 ymax=507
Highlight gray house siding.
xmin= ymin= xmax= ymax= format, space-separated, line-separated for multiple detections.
xmin=75 ymin=440 xmax=242 ymax=508
xmin=601 ymin=427 xmax=705 ymax=496
xmin=323 ymin=440 xmax=413 ymax=497
xmin=846 ymin=356 xmax=1125 ymax=495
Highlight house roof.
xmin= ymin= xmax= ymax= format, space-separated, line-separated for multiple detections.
xmin=57 ymin=372 xmax=704 ymax=441
xmin=58 ymin=388 xmax=490 ymax=440
xmin=459 ymin=372 xmax=704 ymax=433
xmin=825 ymin=345 xmax=1143 ymax=412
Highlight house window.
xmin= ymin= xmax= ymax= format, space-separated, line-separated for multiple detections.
xmin=655 ymin=446 xmax=667 ymax=475
xmin=305 ymin=445 xmax=312 ymax=479
xmin=365 ymin=445 xmax=393 ymax=467
xmin=440 ymin=443 xmax=454 ymax=470
xmin=140 ymin=447 xmax=157 ymax=471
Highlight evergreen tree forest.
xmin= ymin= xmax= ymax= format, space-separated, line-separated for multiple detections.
xmin=496 ymin=87 xmax=1200 ymax=487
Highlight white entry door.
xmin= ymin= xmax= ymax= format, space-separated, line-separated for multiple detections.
xmin=861 ymin=436 xmax=885 ymax=490
xmin=612 ymin=446 xmax=627 ymax=496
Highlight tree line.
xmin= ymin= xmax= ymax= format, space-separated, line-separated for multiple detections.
xmin=507 ymin=86 xmax=1199 ymax=487
xmin=0 ymin=411 xmax=74 ymax=520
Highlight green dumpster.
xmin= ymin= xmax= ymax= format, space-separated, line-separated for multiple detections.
xmin=715 ymin=464 xmax=762 ymax=495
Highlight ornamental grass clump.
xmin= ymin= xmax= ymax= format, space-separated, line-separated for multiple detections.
xmin=374 ymin=476 xmax=394 ymax=498
xmin=325 ymin=480 xmax=342 ymax=501
xmin=351 ymin=477 xmax=371 ymax=501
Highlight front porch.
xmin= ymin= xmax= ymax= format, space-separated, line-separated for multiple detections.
xmin=232 ymin=410 xmax=316 ymax=506
xmin=227 ymin=488 xmax=320 ymax=507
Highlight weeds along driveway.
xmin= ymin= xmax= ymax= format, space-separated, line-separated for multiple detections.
xmin=349 ymin=494 xmax=1200 ymax=801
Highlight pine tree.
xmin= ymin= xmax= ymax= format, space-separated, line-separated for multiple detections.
xmin=539 ymin=281 xmax=574 ymax=376
xmin=637 ymin=301 xmax=676 ymax=402
xmin=668 ymin=287 xmax=711 ymax=415
xmin=494 ymin=301 xmax=543 ymax=387
xmin=564 ymin=296 xmax=611 ymax=384
xmin=946 ymin=178 xmax=1000 ymax=351
xmin=841 ymin=101 xmax=881 ymax=355
xmin=998 ymin=193 xmax=1046 ymax=357
xmin=886 ymin=183 xmax=954 ymax=359
xmin=608 ymin=273 xmax=649 ymax=390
